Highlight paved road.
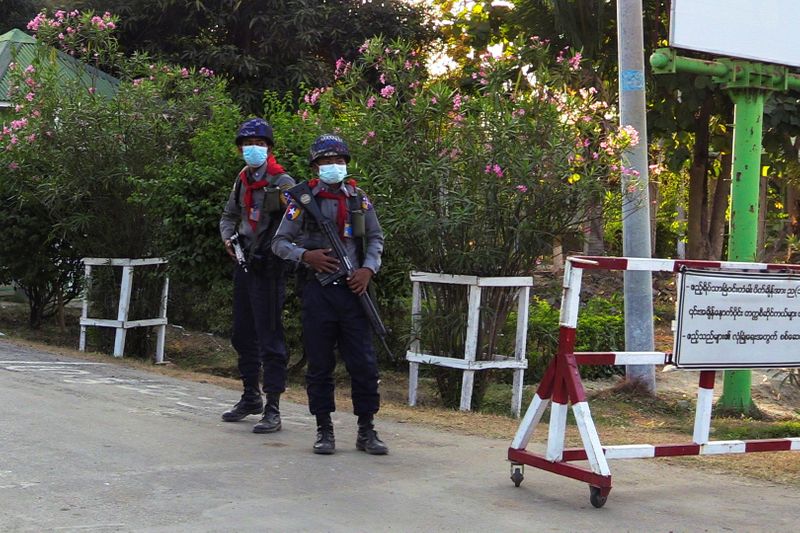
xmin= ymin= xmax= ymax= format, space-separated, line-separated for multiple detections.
xmin=1 ymin=339 xmax=797 ymax=532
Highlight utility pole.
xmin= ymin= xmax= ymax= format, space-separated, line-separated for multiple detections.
xmin=651 ymin=50 xmax=800 ymax=413
xmin=617 ymin=0 xmax=656 ymax=392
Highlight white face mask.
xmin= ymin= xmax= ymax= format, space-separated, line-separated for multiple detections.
xmin=318 ymin=163 xmax=347 ymax=184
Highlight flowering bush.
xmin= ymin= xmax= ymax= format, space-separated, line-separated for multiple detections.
xmin=0 ymin=9 xmax=237 ymax=333
xmin=274 ymin=36 xmax=634 ymax=407
xmin=293 ymin=36 xmax=633 ymax=278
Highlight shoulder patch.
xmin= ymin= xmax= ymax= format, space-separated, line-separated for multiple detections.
xmin=361 ymin=194 xmax=373 ymax=211
xmin=285 ymin=201 xmax=302 ymax=221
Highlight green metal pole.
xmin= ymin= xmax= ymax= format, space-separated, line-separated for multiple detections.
xmin=716 ymin=89 xmax=764 ymax=413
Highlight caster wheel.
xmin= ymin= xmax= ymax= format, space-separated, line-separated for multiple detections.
xmin=589 ymin=486 xmax=607 ymax=508
xmin=510 ymin=466 xmax=524 ymax=487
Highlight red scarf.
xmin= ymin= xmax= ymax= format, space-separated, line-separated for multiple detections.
xmin=310 ymin=178 xmax=357 ymax=239
xmin=240 ymin=153 xmax=286 ymax=231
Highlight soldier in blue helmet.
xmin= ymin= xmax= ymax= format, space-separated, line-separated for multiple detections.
xmin=272 ymin=133 xmax=388 ymax=455
xmin=219 ymin=118 xmax=295 ymax=433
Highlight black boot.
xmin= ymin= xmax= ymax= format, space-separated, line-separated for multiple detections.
xmin=221 ymin=388 xmax=263 ymax=422
xmin=313 ymin=413 xmax=335 ymax=455
xmin=253 ymin=393 xmax=282 ymax=433
xmin=356 ymin=414 xmax=388 ymax=455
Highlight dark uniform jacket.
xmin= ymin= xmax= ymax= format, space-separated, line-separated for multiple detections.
xmin=271 ymin=179 xmax=383 ymax=274
xmin=219 ymin=164 xmax=295 ymax=261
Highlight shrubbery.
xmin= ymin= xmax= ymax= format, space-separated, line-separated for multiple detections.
xmin=2 ymin=12 xmax=633 ymax=405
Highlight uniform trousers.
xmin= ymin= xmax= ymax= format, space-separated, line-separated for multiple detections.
xmin=302 ymin=278 xmax=380 ymax=416
xmin=231 ymin=265 xmax=288 ymax=394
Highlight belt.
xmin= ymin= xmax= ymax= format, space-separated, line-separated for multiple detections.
xmin=328 ymin=277 xmax=346 ymax=286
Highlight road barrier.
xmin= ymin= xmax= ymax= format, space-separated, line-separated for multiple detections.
xmin=508 ymin=255 xmax=800 ymax=508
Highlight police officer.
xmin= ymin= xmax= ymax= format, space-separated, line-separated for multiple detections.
xmin=272 ymin=134 xmax=388 ymax=455
xmin=219 ymin=118 xmax=295 ymax=433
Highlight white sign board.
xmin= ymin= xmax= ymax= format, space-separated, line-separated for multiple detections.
xmin=671 ymin=0 xmax=800 ymax=68
xmin=674 ymin=270 xmax=800 ymax=369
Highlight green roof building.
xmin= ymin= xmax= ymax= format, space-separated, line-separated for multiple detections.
xmin=0 ymin=28 xmax=119 ymax=108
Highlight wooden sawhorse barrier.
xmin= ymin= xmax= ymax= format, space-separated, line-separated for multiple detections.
xmin=508 ymin=255 xmax=800 ymax=508
xmin=406 ymin=272 xmax=532 ymax=417
xmin=79 ymin=257 xmax=169 ymax=363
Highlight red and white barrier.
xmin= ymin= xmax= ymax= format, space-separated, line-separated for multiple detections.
xmin=507 ymin=255 xmax=800 ymax=508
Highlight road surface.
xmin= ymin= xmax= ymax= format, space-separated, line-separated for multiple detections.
xmin=1 ymin=339 xmax=797 ymax=532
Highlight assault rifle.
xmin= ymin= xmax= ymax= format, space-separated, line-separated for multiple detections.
xmin=287 ymin=182 xmax=391 ymax=354
xmin=230 ymin=232 xmax=248 ymax=272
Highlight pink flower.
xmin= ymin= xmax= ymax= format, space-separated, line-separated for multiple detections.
xmin=621 ymin=125 xmax=640 ymax=146
xmin=366 ymin=96 xmax=376 ymax=109
xmin=26 ymin=91 xmax=36 ymax=101
xmin=133 ymin=78 xmax=143 ymax=86
xmin=24 ymin=65 xmax=35 ymax=74
xmin=14 ymin=104 xmax=23 ymax=112
xmin=32 ymin=109 xmax=40 ymax=117
xmin=26 ymin=133 xmax=36 ymax=143
xmin=452 ymin=93 xmax=462 ymax=111
xmin=193 ymin=88 xmax=200 ymax=94
xmin=493 ymin=164 xmax=504 ymax=177
xmin=199 ymin=67 xmax=214 ymax=77
xmin=621 ymin=166 xmax=640 ymax=177
xmin=88 ymin=87 xmax=96 ymax=95
xmin=430 ymin=97 xmax=437 ymax=104
xmin=10 ymin=136 xmax=19 ymax=145
xmin=304 ymin=87 xmax=325 ymax=105
xmin=568 ymin=52 xmax=582 ymax=71
xmin=334 ymin=57 xmax=350 ymax=79
xmin=379 ymin=73 xmax=386 ymax=84
xmin=380 ymin=85 xmax=395 ymax=98
xmin=515 ymin=184 xmax=528 ymax=193
xmin=180 ymin=68 xmax=189 ymax=78
xmin=8 ymin=162 xmax=19 ymax=170
xmin=404 ymin=60 xmax=413 ymax=70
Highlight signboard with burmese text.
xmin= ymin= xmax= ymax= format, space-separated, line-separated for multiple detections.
xmin=674 ymin=269 xmax=800 ymax=369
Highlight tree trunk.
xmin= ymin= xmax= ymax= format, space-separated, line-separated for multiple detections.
xmin=686 ymin=97 xmax=713 ymax=259
xmin=708 ymin=150 xmax=732 ymax=260
xmin=583 ymin=199 xmax=605 ymax=255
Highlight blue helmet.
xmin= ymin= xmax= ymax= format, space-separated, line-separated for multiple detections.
xmin=309 ymin=133 xmax=350 ymax=164
xmin=235 ymin=118 xmax=274 ymax=146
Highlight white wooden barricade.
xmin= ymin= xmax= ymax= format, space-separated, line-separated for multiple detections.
xmin=406 ymin=271 xmax=532 ymax=417
xmin=79 ymin=258 xmax=169 ymax=363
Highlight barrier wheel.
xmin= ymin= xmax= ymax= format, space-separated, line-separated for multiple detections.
xmin=589 ymin=486 xmax=607 ymax=508
xmin=510 ymin=465 xmax=524 ymax=487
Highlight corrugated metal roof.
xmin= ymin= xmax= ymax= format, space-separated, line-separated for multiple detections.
xmin=0 ymin=28 xmax=120 ymax=105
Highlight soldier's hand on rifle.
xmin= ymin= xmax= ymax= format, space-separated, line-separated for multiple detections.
xmin=303 ymin=248 xmax=340 ymax=273
xmin=224 ymin=239 xmax=236 ymax=260
xmin=347 ymin=268 xmax=373 ymax=295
